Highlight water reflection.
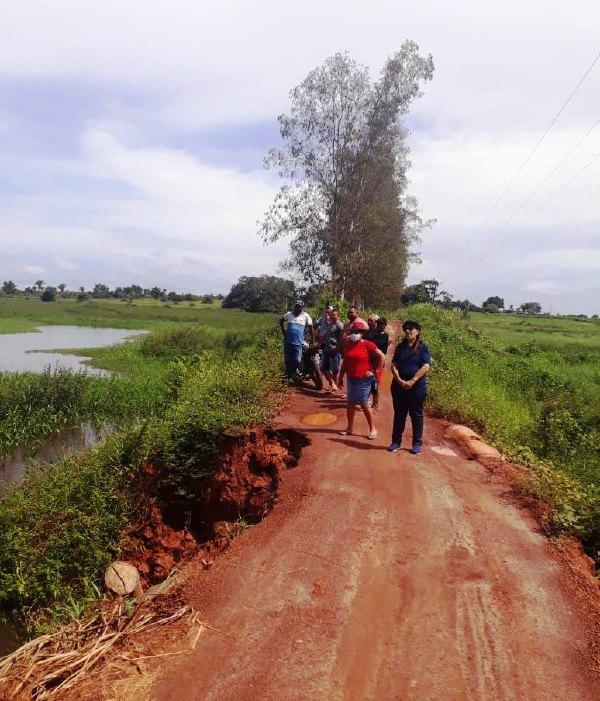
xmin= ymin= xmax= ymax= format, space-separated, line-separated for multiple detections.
xmin=0 ymin=325 xmax=146 ymax=374
xmin=0 ymin=423 xmax=113 ymax=496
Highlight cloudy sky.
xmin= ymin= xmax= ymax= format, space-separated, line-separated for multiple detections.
xmin=1 ymin=0 xmax=598 ymax=313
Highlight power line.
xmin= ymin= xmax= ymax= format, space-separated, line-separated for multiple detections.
xmin=480 ymin=152 xmax=600 ymax=253
xmin=467 ymin=115 xmax=600 ymax=254
xmin=516 ymin=151 xmax=600 ymax=229
xmin=460 ymin=49 xmax=600 ymax=252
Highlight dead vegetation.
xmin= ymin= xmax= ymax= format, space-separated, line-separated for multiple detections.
xmin=0 ymin=586 xmax=195 ymax=701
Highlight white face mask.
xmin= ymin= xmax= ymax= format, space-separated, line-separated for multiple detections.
xmin=348 ymin=333 xmax=362 ymax=342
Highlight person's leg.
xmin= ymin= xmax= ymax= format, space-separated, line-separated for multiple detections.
xmin=342 ymin=403 xmax=356 ymax=434
xmin=371 ymin=378 xmax=379 ymax=410
xmin=291 ymin=344 xmax=303 ymax=378
xmin=320 ymin=352 xmax=331 ymax=388
xmin=361 ymin=403 xmax=376 ymax=437
xmin=321 ymin=352 xmax=338 ymax=391
xmin=408 ymin=387 xmax=426 ymax=448
xmin=329 ymin=353 xmax=340 ymax=392
xmin=390 ymin=382 xmax=409 ymax=445
xmin=283 ymin=342 xmax=293 ymax=379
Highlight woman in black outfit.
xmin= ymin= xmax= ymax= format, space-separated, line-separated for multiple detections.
xmin=388 ymin=320 xmax=431 ymax=454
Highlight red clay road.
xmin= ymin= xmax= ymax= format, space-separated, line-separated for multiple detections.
xmin=152 ymin=379 xmax=597 ymax=700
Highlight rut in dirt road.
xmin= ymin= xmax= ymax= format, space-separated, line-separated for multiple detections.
xmin=146 ymin=374 xmax=597 ymax=701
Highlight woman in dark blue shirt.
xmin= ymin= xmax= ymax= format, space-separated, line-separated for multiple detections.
xmin=388 ymin=320 xmax=431 ymax=454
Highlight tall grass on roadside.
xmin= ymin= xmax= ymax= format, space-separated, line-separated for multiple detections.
xmin=0 ymin=369 xmax=166 ymax=461
xmin=0 ymin=331 xmax=284 ymax=630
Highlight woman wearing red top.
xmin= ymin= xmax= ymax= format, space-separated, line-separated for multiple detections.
xmin=337 ymin=320 xmax=385 ymax=439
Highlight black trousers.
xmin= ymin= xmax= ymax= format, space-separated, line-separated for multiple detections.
xmin=391 ymin=381 xmax=427 ymax=445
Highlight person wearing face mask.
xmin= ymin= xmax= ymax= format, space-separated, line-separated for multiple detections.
xmin=337 ymin=320 xmax=386 ymax=440
xmin=388 ymin=320 xmax=431 ymax=454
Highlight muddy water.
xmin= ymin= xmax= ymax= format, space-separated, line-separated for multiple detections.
xmin=0 ymin=325 xmax=146 ymax=375
xmin=0 ymin=422 xmax=113 ymax=496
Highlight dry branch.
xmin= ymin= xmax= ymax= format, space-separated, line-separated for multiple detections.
xmin=0 ymin=600 xmax=193 ymax=700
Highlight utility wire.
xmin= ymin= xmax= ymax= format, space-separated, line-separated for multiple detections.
xmin=460 ymin=49 xmax=600 ymax=252
xmin=478 ymin=152 xmax=600 ymax=255
xmin=467 ymin=115 xmax=600 ymax=254
xmin=515 ymin=151 xmax=600 ymax=230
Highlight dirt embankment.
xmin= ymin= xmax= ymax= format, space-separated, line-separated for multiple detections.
xmin=0 ymin=426 xmax=309 ymax=700
xmin=122 ymin=427 xmax=309 ymax=588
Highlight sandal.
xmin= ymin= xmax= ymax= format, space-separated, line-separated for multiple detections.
xmin=367 ymin=430 xmax=378 ymax=440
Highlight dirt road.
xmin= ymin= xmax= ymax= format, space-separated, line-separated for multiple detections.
xmin=147 ymin=374 xmax=597 ymax=700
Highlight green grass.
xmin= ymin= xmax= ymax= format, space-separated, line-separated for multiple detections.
xmin=0 ymin=298 xmax=280 ymax=459
xmin=0 ymin=305 xmax=285 ymax=631
xmin=0 ymin=296 xmax=278 ymax=333
xmin=402 ymin=305 xmax=599 ymax=552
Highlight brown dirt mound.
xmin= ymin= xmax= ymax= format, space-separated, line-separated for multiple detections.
xmin=122 ymin=428 xmax=308 ymax=588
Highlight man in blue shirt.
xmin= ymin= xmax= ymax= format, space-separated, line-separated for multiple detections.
xmin=279 ymin=301 xmax=315 ymax=380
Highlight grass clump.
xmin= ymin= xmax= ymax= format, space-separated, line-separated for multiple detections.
xmin=0 ymin=428 xmax=147 ymax=622
xmin=0 ymin=367 xmax=168 ymax=461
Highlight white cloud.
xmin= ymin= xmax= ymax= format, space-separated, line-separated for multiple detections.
xmin=515 ymin=248 xmax=600 ymax=271
xmin=53 ymin=256 xmax=79 ymax=271
xmin=0 ymin=130 xmax=287 ymax=292
xmin=1 ymin=1 xmax=599 ymax=310
xmin=23 ymin=265 xmax=45 ymax=275
xmin=524 ymin=280 xmax=564 ymax=296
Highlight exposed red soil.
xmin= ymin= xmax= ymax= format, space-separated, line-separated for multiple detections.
xmin=122 ymin=429 xmax=303 ymax=588
xmin=67 ymin=345 xmax=599 ymax=700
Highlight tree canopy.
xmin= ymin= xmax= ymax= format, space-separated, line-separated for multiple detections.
xmin=260 ymin=44 xmax=434 ymax=308
xmin=519 ymin=301 xmax=542 ymax=315
xmin=223 ymin=275 xmax=297 ymax=313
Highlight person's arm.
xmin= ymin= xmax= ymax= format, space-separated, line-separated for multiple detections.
xmin=391 ymin=347 xmax=410 ymax=389
xmin=405 ymin=363 xmax=430 ymax=388
xmin=405 ymin=345 xmax=431 ymax=388
xmin=370 ymin=347 xmax=385 ymax=372
xmin=364 ymin=342 xmax=383 ymax=377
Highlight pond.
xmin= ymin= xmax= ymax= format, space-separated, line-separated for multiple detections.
xmin=0 ymin=422 xmax=114 ymax=496
xmin=0 ymin=325 xmax=147 ymax=375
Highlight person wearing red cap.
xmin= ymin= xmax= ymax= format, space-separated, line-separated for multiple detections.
xmin=337 ymin=320 xmax=385 ymax=439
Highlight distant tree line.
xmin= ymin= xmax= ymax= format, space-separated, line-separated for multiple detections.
xmin=0 ymin=280 xmax=222 ymax=305
xmin=399 ymin=280 xmax=547 ymax=315
xmin=221 ymin=273 xmax=600 ymax=319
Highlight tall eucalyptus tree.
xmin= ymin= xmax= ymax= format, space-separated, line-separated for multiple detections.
xmin=260 ymin=42 xmax=434 ymax=306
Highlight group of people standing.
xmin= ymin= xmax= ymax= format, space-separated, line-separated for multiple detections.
xmin=280 ymin=301 xmax=431 ymax=454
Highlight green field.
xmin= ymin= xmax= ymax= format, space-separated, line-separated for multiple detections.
xmin=0 ymin=296 xmax=278 ymax=334
xmin=469 ymin=312 xmax=600 ymax=386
